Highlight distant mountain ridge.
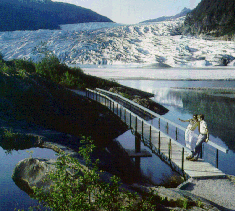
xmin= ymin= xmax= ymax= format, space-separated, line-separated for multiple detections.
xmin=182 ymin=0 xmax=235 ymax=37
xmin=140 ymin=7 xmax=191 ymax=23
xmin=0 ymin=0 xmax=113 ymax=31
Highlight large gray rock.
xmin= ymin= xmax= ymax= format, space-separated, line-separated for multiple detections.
xmin=12 ymin=157 xmax=56 ymax=194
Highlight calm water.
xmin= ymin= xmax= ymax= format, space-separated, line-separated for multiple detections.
xmin=0 ymin=147 xmax=57 ymax=211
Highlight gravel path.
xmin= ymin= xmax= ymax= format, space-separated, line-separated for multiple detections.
xmin=179 ymin=178 xmax=235 ymax=211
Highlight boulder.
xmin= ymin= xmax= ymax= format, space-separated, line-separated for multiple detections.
xmin=12 ymin=157 xmax=56 ymax=194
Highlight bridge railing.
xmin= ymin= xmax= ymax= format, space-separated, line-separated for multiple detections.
xmin=86 ymin=88 xmax=228 ymax=171
xmin=96 ymin=88 xmax=228 ymax=154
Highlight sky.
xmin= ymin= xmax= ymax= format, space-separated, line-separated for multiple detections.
xmin=52 ymin=0 xmax=201 ymax=24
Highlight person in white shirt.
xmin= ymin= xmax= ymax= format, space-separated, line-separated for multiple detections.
xmin=190 ymin=114 xmax=209 ymax=161
xmin=178 ymin=114 xmax=199 ymax=159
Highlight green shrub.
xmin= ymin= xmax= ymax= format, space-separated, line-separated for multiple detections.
xmin=32 ymin=138 xmax=156 ymax=210
xmin=35 ymin=56 xmax=86 ymax=88
xmin=35 ymin=55 xmax=63 ymax=82
xmin=14 ymin=59 xmax=36 ymax=73
xmin=0 ymin=62 xmax=16 ymax=75
xmin=16 ymin=69 xmax=28 ymax=78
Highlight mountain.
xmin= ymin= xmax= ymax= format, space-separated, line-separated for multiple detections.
xmin=0 ymin=0 xmax=113 ymax=31
xmin=140 ymin=7 xmax=191 ymax=23
xmin=182 ymin=0 xmax=235 ymax=37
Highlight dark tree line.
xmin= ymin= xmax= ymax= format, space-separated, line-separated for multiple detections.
xmin=183 ymin=0 xmax=235 ymax=36
xmin=0 ymin=0 xmax=113 ymax=31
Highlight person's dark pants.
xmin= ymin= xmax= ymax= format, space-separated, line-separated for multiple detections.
xmin=193 ymin=134 xmax=207 ymax=159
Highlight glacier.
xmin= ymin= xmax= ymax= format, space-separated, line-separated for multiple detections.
xmin=0 ymin=17 xmax=235 ymax=68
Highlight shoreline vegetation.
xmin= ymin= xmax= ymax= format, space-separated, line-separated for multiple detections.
xmin=0 ymin=55 xmax=229 ymax=210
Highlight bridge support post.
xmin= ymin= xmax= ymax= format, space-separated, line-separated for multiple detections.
xmin=135 ymin=133 xmax=141 ymax=153
xmin=135 ymin=157 xmax=141 ymax=177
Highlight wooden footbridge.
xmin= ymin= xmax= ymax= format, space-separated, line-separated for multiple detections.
xmin=85 ymin=88 xmax=228 ymax=179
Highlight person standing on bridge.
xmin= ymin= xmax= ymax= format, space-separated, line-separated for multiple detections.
xmin=190 ymin=114 xmax=209 ymax=161
xmin=178 ymin=114 xmax=199 ymax=160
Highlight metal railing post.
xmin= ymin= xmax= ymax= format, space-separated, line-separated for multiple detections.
xmin=142 ymin=120 xmax=144 ymax=140
xmin=182 ymin=147 xmax=184 ymax=172
xmin=166 ymin=122 xmax=169 ymax=134
xmin=149 ymin=125 xmax=152 ymax=141
xmin=216 ymin=149 xmax=219 ymax=168
xmin=117 ymin=104 xmax=119 ymax=116
xmin=135 ymin=116 xmax=138 ymax=133
xmin=158 ymin=131 xmax=160 ymax=151
xmin=168 ymin=139 xmax=171 ymax=160
xmin=113 ymin=102 xmax=114 ymax=113
xmin=176 ymin=128 xmax=178 ymax=140
xmin=130 ymin=112 xmax=132 ymax=128
xmin=125 ymin=109 xmax=126 ymax=123
xmin=201 ymin=144 xmax=203 ymax=159
xmin=158 ymin=118 xmax=160 ymax=129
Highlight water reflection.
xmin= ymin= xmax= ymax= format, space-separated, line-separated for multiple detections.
xmin=153 ymin=88 xmax=183 ymax=107
xmin=116 ymin=130 xmax=182 ymax=185
xmin=154 ymin=88 xmax=235 ymax=152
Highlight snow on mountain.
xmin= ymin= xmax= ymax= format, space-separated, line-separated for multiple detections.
xmin=0 ymin=17 xmax=235 ymax=67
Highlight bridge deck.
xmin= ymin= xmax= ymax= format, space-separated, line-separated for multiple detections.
xmin=86 ymin=89 xmax=226 ymax=179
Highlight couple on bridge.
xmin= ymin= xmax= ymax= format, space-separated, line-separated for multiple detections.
xmin=178 ymin=114 xmax=209 ymax=161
